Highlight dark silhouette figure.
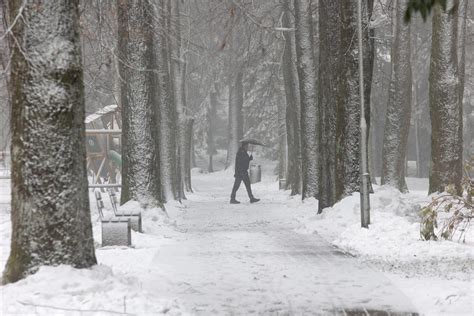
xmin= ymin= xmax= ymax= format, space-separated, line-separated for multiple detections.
xmin=230 ymin=143 xmax=260 ymax=204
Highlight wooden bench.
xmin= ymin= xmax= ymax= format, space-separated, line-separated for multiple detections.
xmin=107 ymin=189 xmax=142 ymax=233
xmin=101 ymin=218 xmax=131 ymax=247
xmin=95 ymin=190 xmax=131 ymax=247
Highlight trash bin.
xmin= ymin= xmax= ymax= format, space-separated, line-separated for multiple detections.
xmin=279 ymin=178 xmax=286 ymax=190
xmin=249 ymin=164 xmax=261 ymax=184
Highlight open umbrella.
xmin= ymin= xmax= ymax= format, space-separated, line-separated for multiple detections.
xmin=239 ymin=138 xmax=266 ymax=146
xmin=239 ymin=138 xmax=265 ymax=156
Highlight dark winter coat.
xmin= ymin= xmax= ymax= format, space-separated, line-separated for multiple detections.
xmin=234 ymin=147 xmax=253 ymax=177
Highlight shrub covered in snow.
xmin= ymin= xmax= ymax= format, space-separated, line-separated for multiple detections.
xmin=420 ymin=178 xmax=473 ymax=242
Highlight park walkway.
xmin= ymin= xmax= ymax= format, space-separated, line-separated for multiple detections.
xmin=137 ymin=171 xmax=418 ymax=315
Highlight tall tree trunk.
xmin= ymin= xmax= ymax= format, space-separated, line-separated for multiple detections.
xmin=207 ymin=84 xmax=218 ymax=173
xmin=363 ymin=0 xmax=375 ymax=193
xmin=338 ymin=0 xmax=373 ymax=198
xmin=414 ymin=102 xmax=422 ymax=178
xmin=170 ymin=0 xmax=190 ymax=196
xmin=113 ymin=48 xmax=122 ymax=108
xmin=318 ymin=0 xmax=343 ymax=211
xmin=225 ymin=71 xmax=244 ymax=169
xmin=282 ymin=1 xmax=302 ymax=195
xmin=179 ymin=117 xmax=194 ymax=193
xmin=119 ymin=0 xmax=161 ymax=206
xmin=278 ymin=96 xmax=288 ymax=188
xmin=3 ymin=0 xmax=96 ymax=284
xmin=294 ymin=0 xmax=319 ymax=200
xmin=458 ymin=0 xmax=470 ymax=161
xmin=184 ymin=118 xmax=194 ymax=192
xmin=412 ymin=30 xmax=422 ymax=178
xmin=191 ymin=138 xmax=197 ymax=168
xmin=318 ymin=0 xmax=374 ymax=211
xmin=429 ymin=0 xmax=463 ymax=195
xmin=156 ymin=1 xmax=179 ymax=202
xmin=458 ymin=0 xmax=467 ymax=105
xmin=340 ymin=1 xmax=360 ymax=197
xmin=381 ymin=0 xmax=412 ymax=192
xmin=465 ymin=88 xmax=473 ymax=161
xmin=411 ymin=16 xmax=431 ymax=178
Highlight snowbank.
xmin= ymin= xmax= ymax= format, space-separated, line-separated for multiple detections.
xmin=118 ymin=200 xmax=176 ymax=235
xmin=298 ymin=182 xmax=473 ymax=315
xmin=1 ymin=265 xmax=183 ymax=315
xmin=299 ymin=185 xmax=473 ymax=279
xmin=1 ymin=184 xmax=186 ymax=315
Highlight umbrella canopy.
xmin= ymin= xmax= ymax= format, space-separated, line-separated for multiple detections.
xmin=239 ymin=138 xmax=266 ymax=146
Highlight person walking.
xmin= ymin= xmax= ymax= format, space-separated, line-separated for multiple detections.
xmin=230 ymin=142 xmax=260 ymax=204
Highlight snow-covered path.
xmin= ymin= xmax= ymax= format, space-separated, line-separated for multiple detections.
xmin=111 ymin=172 xmax=418 ymax=315
xmin=1 ymin=171 xmax=421 ymax=315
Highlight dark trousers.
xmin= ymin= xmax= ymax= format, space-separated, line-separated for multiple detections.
xmin=231 ymin=172 xmax=253 ymax=200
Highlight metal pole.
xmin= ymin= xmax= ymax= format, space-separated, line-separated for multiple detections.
xmin=357 ymin=0 xmax=370 ymax=228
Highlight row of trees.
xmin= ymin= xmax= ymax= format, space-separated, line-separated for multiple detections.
xmin=281 ymin=0 xmax=469 ymax=213
xmin=2 ymin=0 xmax=195 ymax=283
xmin=119 ymin=0 xmax=194 ymax=205
xmin=1 ymin=0 xmax=472 ymax=283
xmin=281 ymin=0 xmax=375 ymax=211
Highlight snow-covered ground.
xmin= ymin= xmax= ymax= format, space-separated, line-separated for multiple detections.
xmin=0 ymin=163 xmax=473 ymax=315
xmin=297 ymin=178 xmax=473 ymax=315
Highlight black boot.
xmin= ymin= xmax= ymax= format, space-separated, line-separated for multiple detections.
xmin=250 ymin=197 xmax=260 ymax=203
xmin=230 ymin=199 xmax=241 ymax=204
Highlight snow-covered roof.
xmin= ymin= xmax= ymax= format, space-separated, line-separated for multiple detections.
xmin=85 ymin=104 xmax=119 ymax=124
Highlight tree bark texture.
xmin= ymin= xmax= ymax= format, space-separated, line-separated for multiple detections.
xmin=156 ymin=0 xmax=179 ymax=202
xmin=170 ymin=0 xmax=190 ymax=197
xmin=458 ymin=0 xmax=470 ymax=161
xmin=118 ymin=0 xmax=161 ymax=206
xmin=429 ymin=1 xmax=463 ymax=195
xmin=184 ymin=117 xmax=194 ymax=192
xmin=458 ymin=0 xmax=467 ymax=105
xmin=294 ymin=0 xmax=319 ymax=200
xmin=319 ymin=0 xmax=374 ymax=211
xmin=3 ymin=0 xmax=96 ymax=284
xmin=381 ymin=0 xmax=412 ymax=192
xmin=282 ymin=1 xmax=302 ymax=196
xmin=363 ymin=0 xmax=375 ymax=193
xmin=339 ymin=0 xmax=374 ymax=198
xmin=318 ymin=0 xmax=343 ymax=211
